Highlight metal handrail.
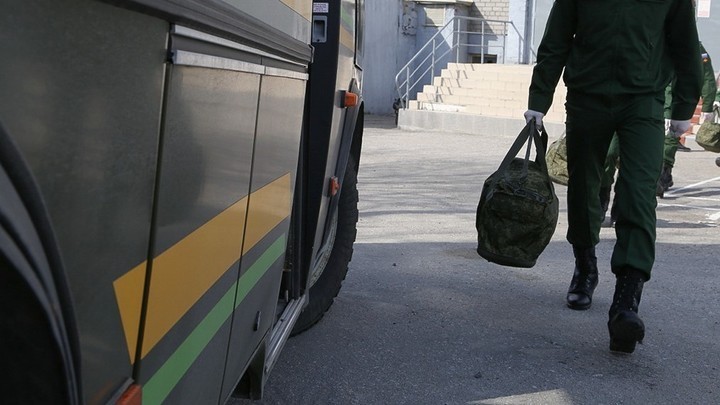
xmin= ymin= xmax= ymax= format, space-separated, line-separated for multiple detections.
xmin=394 ymin=16 xmax=536 ymax=110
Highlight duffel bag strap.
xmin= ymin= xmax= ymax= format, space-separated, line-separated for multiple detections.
xmin=496 ymin=121 xmax=550 ymax=180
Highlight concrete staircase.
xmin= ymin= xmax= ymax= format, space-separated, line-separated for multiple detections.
xmin=399 ymin=63 xmax=567 ymax=136
xmin=398 ymin=62 xmax=708 ymax=139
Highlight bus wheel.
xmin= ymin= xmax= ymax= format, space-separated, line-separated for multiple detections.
xmin=292 ymin=156 xmax=359 ymax=335
xmin=0 ymin=258 xmax=71 ymax=403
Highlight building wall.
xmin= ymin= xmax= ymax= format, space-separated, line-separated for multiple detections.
xmin=469 ymin=0 xmax=508 ymax=32
xmin=363 ymin=0 xmax=411 ymax=115
xmin=363 ymin=0 xmax=535 ymax=115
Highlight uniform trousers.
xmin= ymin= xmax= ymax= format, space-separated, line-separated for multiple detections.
xmin=663 ymin=135 xmax=682 ymax=168
xmin=565 ymin=90 xmax=665 ymax=280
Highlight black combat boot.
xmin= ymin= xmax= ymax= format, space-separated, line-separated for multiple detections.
xmin=660 ymin=165 xmax=673 ymax=190
xmin=566 ymin=246 xmax=599 ymax=310
xmin=608 ymin=269 xmax=646 ymax=354
xmin=677 ymin=142 xmax=691 ymax=152
xmin=655 ymin=180 xmax=664 ymax=198
xmin=656 ymin=165 xmax=673 ymax=198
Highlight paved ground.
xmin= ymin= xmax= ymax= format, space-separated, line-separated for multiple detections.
xmin=231 ymin=115 xmax=720 ymax=405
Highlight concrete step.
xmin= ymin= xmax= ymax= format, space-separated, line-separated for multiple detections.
xmin=440 ymin=69 xmax=532 ymax=84
xmin=406 ymin=100 xmax=421 ymax=110
xmin=432 ymin=77 xmax=529 ymax=91
xmin=422 ymin=85 xmax=528 ymax=100
xmin=408 ymin=63 xmax=565 ymax=124
xmin=397 ymin=108 xmax=567 ymax=138
xmin=414 ymin=101 xmax=467 ymax=112
xmin=415 ymin=92 xmax=499 ymax=107
xmin=462 ymin=104 xmax=565 ymax=123
xmin=446 ymin=63 xmax=535 ymax=74
xmin=411 ymin=98 xmax=565 ymax=123
xmin=418 ymin=86 xmax=566 ymax=114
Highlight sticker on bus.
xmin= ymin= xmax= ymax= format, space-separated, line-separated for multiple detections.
xmin=313 ymin=2 xmax=329 ymax=13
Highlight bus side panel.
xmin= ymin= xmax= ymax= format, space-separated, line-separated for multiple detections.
xmin=225 ymin=0 xmax=312 ymax=42
xmin=220 ymin=74 xmax=306 ymax=401
xmin=0 ymin=1 xmax=167 ymax=403
xmin=134 ymin=65 xmax=259 ymax=404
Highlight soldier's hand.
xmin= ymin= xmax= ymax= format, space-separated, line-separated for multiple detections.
xmin=523 ymin=110 xmax=545 ymax=130
xmin=701 ymin=112 xmax=715 ymax=124
xmin=669 ymin=119 xmax=692 ymax=138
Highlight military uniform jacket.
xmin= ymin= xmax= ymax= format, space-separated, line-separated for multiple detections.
xmin=699 ymin=44 xmax=719 ymax=112
xmin=529 ymin=0 xmax=703 ymax=120
xmin=664 ymin=43 xmax=718 ymax=118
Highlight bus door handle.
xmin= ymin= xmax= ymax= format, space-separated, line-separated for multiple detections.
xmin=312 ymin=16 xmax=327 ymax=43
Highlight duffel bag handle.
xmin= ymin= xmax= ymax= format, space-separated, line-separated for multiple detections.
xmin=496 ymin=121 xmax=549 ymax=180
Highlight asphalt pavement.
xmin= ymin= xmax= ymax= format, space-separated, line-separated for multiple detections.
xmin=231 ymin=114 xmax=720 ymax=405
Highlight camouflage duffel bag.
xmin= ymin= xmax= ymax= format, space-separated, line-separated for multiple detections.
xmin=476 ymin=122 xmax=559 ymax=268
xmin=695 ymin=107 xmax=720 ymax=153
xmin=545 ymin=131 xmax=569 ymax=186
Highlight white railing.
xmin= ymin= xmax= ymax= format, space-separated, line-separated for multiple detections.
xmin=394 ymin=16 xmax=535 ymax=111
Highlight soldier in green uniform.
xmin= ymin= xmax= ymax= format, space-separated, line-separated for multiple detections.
xmin=523 ymin=0 xmax=702 ymax=353
xmin=657 ymin=44 xmax=718 ymax=197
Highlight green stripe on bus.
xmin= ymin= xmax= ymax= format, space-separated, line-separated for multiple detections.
xmin=143 ymin=234 xmax=287 ymax=405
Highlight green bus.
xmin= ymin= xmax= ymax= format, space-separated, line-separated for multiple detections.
xmin=0 ymin=0 xmax=365 ymax=403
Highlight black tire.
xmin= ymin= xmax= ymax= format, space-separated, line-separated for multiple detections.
xmin=0 ymin=258 xmax=70 ymax=405
xmin=1 ymin=123 xmax=80 ymax=404
xmin=291 ymin=156 xmax=359 ymax=335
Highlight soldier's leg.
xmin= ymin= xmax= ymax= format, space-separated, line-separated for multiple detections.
xmin=564 ymin=91 xmax=616 ymax=310
xmin=566 ymin=92 xmax=616 ymax=247
xmin=612 ymin=94 xmax=665 ymax=279
xmin=608 ymin=92 xmax=665 ymax=353
xmin=657 ymin=135 xmax=678 ymax=196
xmin=663 ymin=134 xmax=679 ymax=168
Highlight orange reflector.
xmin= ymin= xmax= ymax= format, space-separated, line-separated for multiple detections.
xmin=329 ymin=176 xmax=340 ymax=196
xmin=116 ymin=384 xmax=142 ymax=405
xmin=343 ymin=91 xmax=358 ymax=108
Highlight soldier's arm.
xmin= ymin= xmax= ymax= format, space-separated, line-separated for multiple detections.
xmin=700 ymin=44 xmax=717 ymax=112
xmin=665 ymin=0 xmax=702 ymax=120
xmin=528 ymin=0 xmax=577 ymax=114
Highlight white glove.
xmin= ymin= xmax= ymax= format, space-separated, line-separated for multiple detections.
xmin=701 ymin=112 xmax=715 ymax=123
xmin=664 ymin=119 xmax=671 ymax=132
xmin=714 ymin=101 xmax=720 ymax=108
xmin=669 ymin=119 xmax=692 ymax=138
xmin=523 ymin=110 xmax=545 ymax=130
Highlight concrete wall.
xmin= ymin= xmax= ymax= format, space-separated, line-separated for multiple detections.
xmin=507 ymin=0 xmax=531 ymax=63
xmin=363 ymin=0 xmax=471 ymax=115
xmin=364 ymin=0 xmax=411 ymax=115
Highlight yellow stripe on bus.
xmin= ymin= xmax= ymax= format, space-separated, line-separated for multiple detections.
xmin=113 ymin=173 xmax=293 ymax=363
xmin=340 ymin=26 xmax=354 ymax=52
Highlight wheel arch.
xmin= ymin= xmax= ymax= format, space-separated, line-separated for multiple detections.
xmin=0 ymin=123 xmax=81 ymax=404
